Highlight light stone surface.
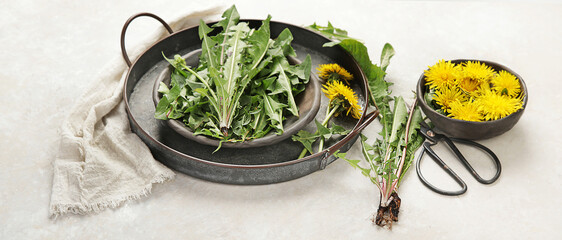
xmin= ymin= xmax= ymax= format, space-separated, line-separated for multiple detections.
xmin=1 ymin=0 xmax=562 ymax=239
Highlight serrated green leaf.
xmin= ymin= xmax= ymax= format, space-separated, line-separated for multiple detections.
xmin=263 ymin=93 xmax=284 ymax=133
xmin=213 ymin=5 xmax=240 ymax=31
xmin=337 ymin=39 xmax=391 ymax=107
xmin=198 ymin=19 xmax=214 ymax=40
xmin=286 ymin=54 xmax=312 ymax=80
xmin=335 ymin=151 xmax=375 ymax=182
xmin=157 ymin=82 xmax=170 ymax=94
xmin=222 ymin=23 xmax=247 ymax=95
xmin=380 ymin=43 xmax=395 ymax=72
xmin=306 ymin=21 xmax=355 ymax=44
xmin=170 ymin=70 xmax=187 ymax=87
xmin=272 ymin=28 xmax=296 ymax=57
xmin=388 ymin=96 xmax=408 ymax=144
xmin=213 ymin=5 xmax=240 ymax=65
xmin=199 ymin=21 xmax=218 ymax=70
xmin=407 ymin=107 xmax=423 ymax=141
xmin=292 ymin=130 xmax=316 ymax=154
xmin=154 ymin=97 xmax=171 ymax=120
xmin=247 ymin=15 xmax=271 ymax=70
xmin=329 ymin=123 xmax=350 ymax=135
xmin=270 ymin=57 xmax=299 ymax=116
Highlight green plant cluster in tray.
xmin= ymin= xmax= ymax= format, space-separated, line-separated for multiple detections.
xmin=155 ymin=5 xmax=311 ymax=144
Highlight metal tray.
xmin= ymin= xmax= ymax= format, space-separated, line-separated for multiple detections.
xmin=121 ymin=13 xmax=377 ymax=184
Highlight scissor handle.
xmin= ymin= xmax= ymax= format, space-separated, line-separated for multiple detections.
xmin=416 ymin=142 xmax=468 ymax=196
xmin=444 ymin=137 xmax=502 ymax=184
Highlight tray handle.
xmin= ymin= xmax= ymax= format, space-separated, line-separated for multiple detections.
xmin=325 ymin=109 xmax=379 ymax=156
xmin=120 ymin=12 xmax=174 ymax=67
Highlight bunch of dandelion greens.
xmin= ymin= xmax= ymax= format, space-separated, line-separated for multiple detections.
xmin=155 ymin=5 xmax=312 ymax=146
xmin=424 ymin=60 xmax=524 ymax=121
xmin=307 ymin=23 xmax=425 ymax=228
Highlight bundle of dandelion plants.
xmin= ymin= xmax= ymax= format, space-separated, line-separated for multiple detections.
xmin=308 ymin=23 xmax=424 ymax=227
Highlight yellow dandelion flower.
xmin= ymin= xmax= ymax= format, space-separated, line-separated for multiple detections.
xmin=475 ymin=89 xmax=523 ymax=121
xmin=474 ymin=81 xmax=492 ymax=96
xmin=460 ymin=61 xmax=495 ymax=82
xmin=424 ymin=59 xmax=460 ymax=90
xmin=322 ymin=80 xmax=362 ymax=119
xmin=456 ymin=77 xmax=482 ymax=96
xmin=317 ymin=63 xmax=354 ymax=84
xmin=447 ymin=100 xmax=482 ymax=122
xmin=491 ymin=70 xmax=521 ymax=97
xmin=433 ymin=87 xmax=467 ymax=113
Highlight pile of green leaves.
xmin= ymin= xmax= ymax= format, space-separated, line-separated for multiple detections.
xmin=308 ymin=23 xmax=424 ymax=227
xmin=155 ymin=5 xmax=311 ymax=143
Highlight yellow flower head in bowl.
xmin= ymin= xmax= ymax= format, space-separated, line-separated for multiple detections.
xmin=491 ymin=70 xmax=521 ymax=97
xmin=476 ymin=89 xmax=524 ymax=121
xmin=447 ymin=99 xmax=482 ymax=122
xmin=322 ymin=80 xmax=362 ymax=119
xmin=317 ymin=63 xmax=354 ymax=84
xmin=433 ymin=87 xmax=468 ymax=113
xmin=424 ymin=59 xmax=459 ymax=90
xmin=460 ymin=61 xmax=496 ymax=82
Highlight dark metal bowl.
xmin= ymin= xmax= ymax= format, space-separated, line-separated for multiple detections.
xmin=152 ymin=50 xmax=321 ymax=148
xmin=416 ymin=59 xmax=528 ymax=140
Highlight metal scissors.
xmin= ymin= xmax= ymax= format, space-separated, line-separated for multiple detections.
xmin=415 ymin=121 xmax=502 ymax=196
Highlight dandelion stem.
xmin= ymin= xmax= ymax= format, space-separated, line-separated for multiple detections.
xmin=298 ymin=148 xmax=307 ymax=159
xmin=318 ymin=106 xmax=338 ymax=152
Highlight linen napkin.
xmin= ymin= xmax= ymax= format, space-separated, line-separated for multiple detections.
xmin=49 ymin=6 xmax=224 ymax=217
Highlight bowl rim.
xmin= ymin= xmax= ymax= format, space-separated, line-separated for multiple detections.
xmin=417 ymin=59 xmax=528 ymax=126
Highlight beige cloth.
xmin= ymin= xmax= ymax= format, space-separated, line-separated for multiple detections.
xmin=49 ymin=6 xmax=224 ymax=217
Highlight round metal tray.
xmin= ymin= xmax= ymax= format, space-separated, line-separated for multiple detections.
xmin=121 ymin=13 xmax=377 ymax=184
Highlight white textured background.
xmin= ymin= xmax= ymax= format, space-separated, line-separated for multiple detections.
xmin=1 ymin=0 xmax=561 ymax=239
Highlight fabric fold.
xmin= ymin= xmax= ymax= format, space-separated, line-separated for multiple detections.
xmin=49 ymin=6 xmax=224 ymax=217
